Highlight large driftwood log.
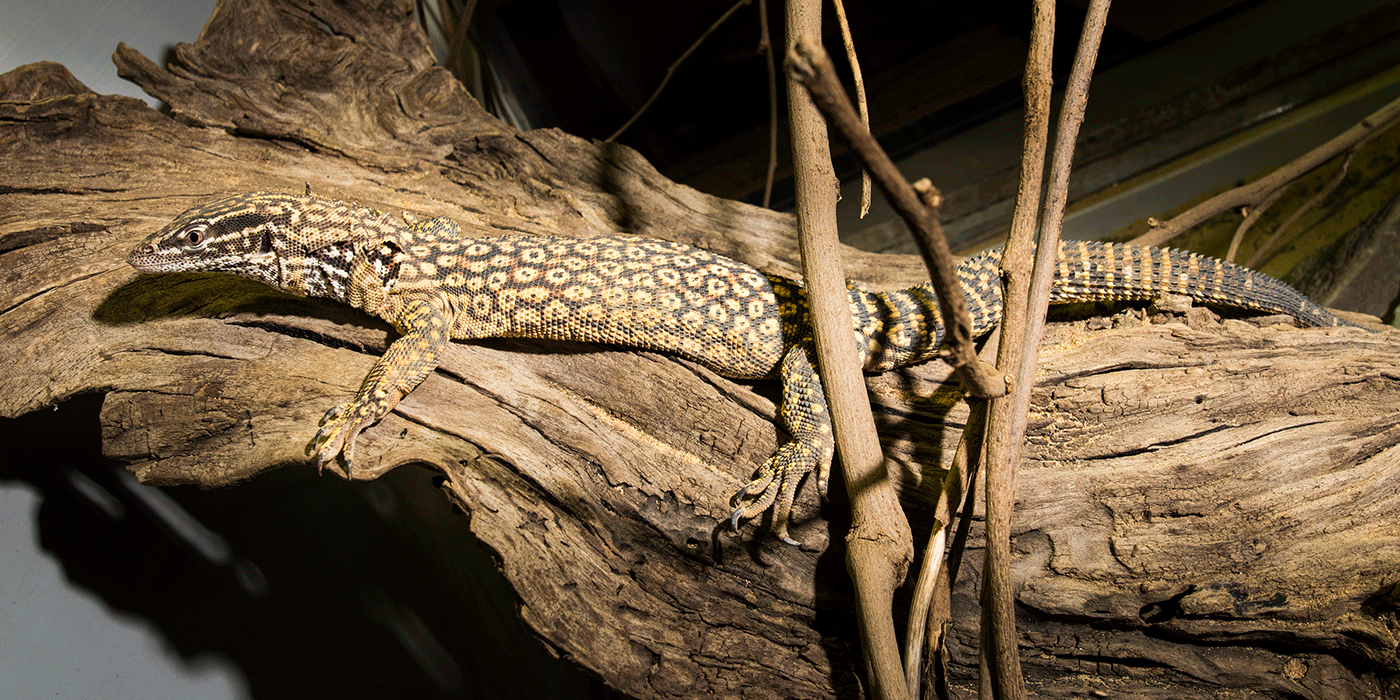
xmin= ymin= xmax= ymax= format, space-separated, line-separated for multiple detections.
xmin=2 ymin=1 xmax=1397 ymax=697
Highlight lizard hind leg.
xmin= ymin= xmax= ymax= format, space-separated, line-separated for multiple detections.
xmin=730 ymin=343 xmax=835 ymax=545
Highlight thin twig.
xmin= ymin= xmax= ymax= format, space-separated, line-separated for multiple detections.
xmin=982 ymin=1 xmax=1111 ymax=698
xmin=979 ymin=8 xmax=1058 ymax=691
xmin=787 ymin=42 xmax=1007 ymax=399
xmin=831 ymin=0 xmax=872 ymax=218
xmin=1225 ymin=185 xmax=1288 ymax=263
xmin=785 ymin=13 xmax=912 ymax=700
xmin=757 ymin=0 xmax=778 ymax=208
xmin=976 ymin=0 xmax=1051 ymax=683
xmin=607 ymin=0 xmax=750 ymax=142
xmin=1131 ymin=94 xmax=1400 ymax=249
xmin=905 ymin=397 xmax=987 ymax=697
xmin=1228 ymin=110 xmax=1400 ymax=263
xmin=1245 ymin=149 xmax=1356 ymax=269
xmin=446 ymin=0 xmax=479 ymax=80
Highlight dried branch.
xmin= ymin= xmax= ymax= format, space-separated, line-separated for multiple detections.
xmin=786 ymin=40 xmax=1007 ymax=399
xmin=1224 ymin=184 xmax=1287 ymax=263
xmin=446 ymin=0 xmax=478 ymax=79
xmin=757 ymin=0 xmax=778 ymax=208
xmin=1131 ymin=93 xmax=1400 ymax=249
xmin=907 ymin=397 xmax=987 ymax=697
xmin=607 ymin=0 xmax=750 ymax=142
xmin=1227 ymin=108 xmax=1400 ymax=264
xmin=974 ymin=0 xmax=1054 ymax=694
xmin=1244 ymin=149 xmax=1355 ymax=269
xmin=785 ymin=5 xmax=911 ymax=698
xmin=981 ymin=1 xmax=1111 ymax=698
xmin=785 ymin=31 xmax=1019 ymax=700
xmin=831 ymin=0 xmax=872 ymax=218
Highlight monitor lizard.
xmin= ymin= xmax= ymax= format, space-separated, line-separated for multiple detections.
xmin=128 ymin=191 xmax=1366 ymax=543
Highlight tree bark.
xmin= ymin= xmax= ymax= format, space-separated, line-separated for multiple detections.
xmin=1 ymin=1 xmax=1397 ymax=698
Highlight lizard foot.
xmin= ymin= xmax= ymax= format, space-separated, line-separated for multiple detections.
xmin=308 ymin=398 xmax=384 ymax=476
xmin=729 ymin=440 xmax=829 ymax=546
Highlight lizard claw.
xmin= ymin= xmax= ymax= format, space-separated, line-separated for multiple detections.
xmin=309 ymin=400 xmax=378 ymax=478
xmin=729 ymin=507 xmax=745 ymax=534
xmin=728 ymin=440 xmax=826 ymax=545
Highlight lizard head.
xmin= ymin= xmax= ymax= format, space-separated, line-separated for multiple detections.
xmin=129 ymin=192 xmax=398 ymax=297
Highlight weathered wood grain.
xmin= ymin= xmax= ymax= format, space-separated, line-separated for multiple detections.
xmin=2 ymin=1 xmax=1397 ymax=697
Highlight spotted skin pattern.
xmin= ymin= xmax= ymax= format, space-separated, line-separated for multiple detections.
xmin=129 ymin=192 xmax=1362 ymax=543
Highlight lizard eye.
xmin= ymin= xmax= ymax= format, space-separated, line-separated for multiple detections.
xmin=182 ymin=225 xmax=209 ymax=249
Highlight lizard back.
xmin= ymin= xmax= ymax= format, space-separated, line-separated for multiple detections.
xmin=397 ymin=221 xmax=798 ymax=379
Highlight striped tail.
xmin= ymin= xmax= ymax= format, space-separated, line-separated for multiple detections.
xmin=1037 ymin=241 xmax=1355 ymax=329
xmin=856 ymin=241 xmax=1361 ymax=373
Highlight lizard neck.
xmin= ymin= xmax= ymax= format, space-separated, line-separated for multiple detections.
xmin=275 ymin=198 xmax=412 ymax=310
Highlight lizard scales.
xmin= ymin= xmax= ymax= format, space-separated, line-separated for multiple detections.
xmin=129 ymin=192 xmax=1360 ymax=543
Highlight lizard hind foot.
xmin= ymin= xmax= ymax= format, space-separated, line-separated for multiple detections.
xmin=309 ymin=399 xmax=380 ymax=478
xmin=729 ymin=440 xmax=827 ymax=546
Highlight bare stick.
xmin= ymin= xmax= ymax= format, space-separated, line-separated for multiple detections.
xmin=982 ymin=1 xmax=1111 ymax=698
xmin=785 ymin=6 xmax=912 ymax=698
xmin=905 ymin=397 xmax=987 ymax=696
xmin=1225 ymin=185 xmax=1288 ymax=263
xmin=1245 ymin=149 xmax=1355 ymax=269
xmin=1131 ymin=93 xmax=1400 ymax=249
xmin=607 ymin=0 xmax=750 ymax=142
xmin=446 ymin=0 xmax=479 ymax=79
xmin=787 ymin=34 xmax=1015 ymax=699
xmin=787 ymin=41 xmax=1007 ymax=399
xmin=1227 ymin=109 xmax=1399 ymax=263
xmin=831 ymin=0 xmax=872 ymax=218
xmin=758 ymin=0 xmax=778 ymax=208
xmin=975 ymin=0 xmax=1053 ymax=692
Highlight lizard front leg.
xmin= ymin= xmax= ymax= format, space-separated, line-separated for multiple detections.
xmin=311 ymin=294 xmax=451 ymax=474
xmin=730 ymin=343 xmax=835 ymax=545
